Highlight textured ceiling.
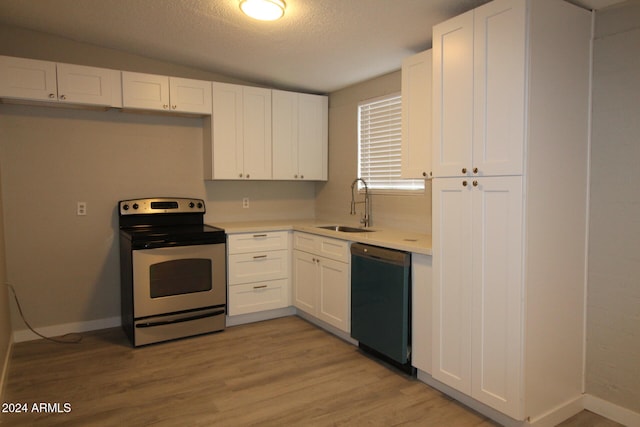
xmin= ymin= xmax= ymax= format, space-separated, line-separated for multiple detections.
xmin=0 ymin=0 xmax=626 ymax=94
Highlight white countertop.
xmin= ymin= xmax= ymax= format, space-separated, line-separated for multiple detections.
xmin=211 ymin=219 xmax=432 ymax=255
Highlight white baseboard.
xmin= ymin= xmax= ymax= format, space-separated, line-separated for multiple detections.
xmin=12 ymin=316 xmax=121 ymax=343
xmin=416 ymin=370 xmax=640 ymax=427
xmin=295 ymin=310 xmax=357 ymax=345
xmin=527 ymin=396 xmax=584 ymax=427
xmin=584 ymin=394 xmax=640 ymax=427
xmin=225 ymin=306 xmax=296 ymax=327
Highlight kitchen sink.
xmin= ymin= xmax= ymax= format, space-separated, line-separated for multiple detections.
xmin=316 ymin=225 xmax=375 ymax=233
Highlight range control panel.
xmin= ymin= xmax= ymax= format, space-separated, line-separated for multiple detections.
xmin=119 ymin=198 xmax=205 ymax=215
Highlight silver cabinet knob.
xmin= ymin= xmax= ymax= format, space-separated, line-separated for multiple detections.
xmin=462 ymin=180 xmax=468 ymax=187
xmin=300 ymin=175 xmax=304 ymax=179
xmin=473 ymin=180 xmax=478 ymax=187
xmin=462 ymin=168 xmax=467 ymax=174
xmin=48 ymin=93 xmax=56 ymax=99
xmin=473 ymin=167 xmax=478 ymax=174
xmin=59 ymin=94 xmax=67 ymax=100
xmin=239 ymin=173 xmax=243 ymax=178
xmin=163 ymin=104 xmax=169 ymax=109
xmin=246 ymin=174 xmax=250 ymax=179
xmin=172 ymin=105 xmax=177 ymax=110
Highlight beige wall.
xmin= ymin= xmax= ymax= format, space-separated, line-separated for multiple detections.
xmin=586 ymin=0 xmax=640 ymax=413
xmin=0 ymin=25 xmax=315 ymax=334
xmin=315 ymin=71 xmax=431 ymax=234
xmin=0 ymin=163 xmax=12 ymax=392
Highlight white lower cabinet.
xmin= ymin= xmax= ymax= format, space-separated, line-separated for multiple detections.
xmin=227 ymin=231 xmax=290 ymax=316
xmin=292 ymin=232 xmax=350 ymax=332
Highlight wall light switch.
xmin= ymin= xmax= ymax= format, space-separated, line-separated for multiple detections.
xmin=77 ymin=202 xmax=87 ymax=216
xmin=242 ymin=197 xmax=249 ymax=209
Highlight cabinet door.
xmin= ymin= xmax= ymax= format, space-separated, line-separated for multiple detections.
xmin=0 ymin=56 xmax=57 ymax=101
xmin=297 ymin=93 xmax=328 ymax=181
xmin=473 ymin=0 xmax=525 ymax=176
xmin=122 ymin=71 xmax=170 ymax=111
xmin=169 ymin=77 xmax=212 ymax=114
xmin=471 ymin=176 xmax=523 ymax=417
xmin=292 ymin=250 xmax=317 ymax=314
xmin=432 ymin=177 xmax=473 ymax=394
xmin=56 ymin=63 xmax=122 ymax=107
xmin=432 ymin=11 xmax=474 ymax=178
xmin=243 ymin=86 xmax=272 ymax=179
xmin=317 ymin=257 xmax=350 ymax=332
xmin=401 ymin=49 xmax=432 ymax=179
xmin=212 ymin=82 xmax=244 ymax=179
xmin=272 ymin=90 xmax=299 ymax=180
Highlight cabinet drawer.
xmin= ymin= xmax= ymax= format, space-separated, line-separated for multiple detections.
xmin=293 ymin=232 xmax=317 ymax=253
xmin=228 ymin=231 xmax=289 ymax=254
xmin=228 ymin=279 xmax=289 ymax=316
xmin=318 ymin=238 xmax=350 ymax=263
xmin=228 ymin=250 xmax=289 ymax=285
xmin=293 ymin=232 xmax=350 ymax=263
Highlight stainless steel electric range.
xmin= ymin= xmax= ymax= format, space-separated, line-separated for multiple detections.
xmin=118 ymin=197 xmax=226 ymax=347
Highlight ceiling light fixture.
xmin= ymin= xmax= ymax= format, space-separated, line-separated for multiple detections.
xmin=239 ymin=0 xmax=286 ymax=21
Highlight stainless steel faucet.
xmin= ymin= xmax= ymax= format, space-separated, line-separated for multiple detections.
xmin=350 ymin=178 xmax=371 ymax=227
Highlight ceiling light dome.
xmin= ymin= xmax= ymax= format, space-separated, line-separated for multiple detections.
xmin=240 ymin=0 xmax=286 ymax=21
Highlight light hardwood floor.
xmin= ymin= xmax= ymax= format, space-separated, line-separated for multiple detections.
xmin=2 ymin=316 xmax=621 ymax=426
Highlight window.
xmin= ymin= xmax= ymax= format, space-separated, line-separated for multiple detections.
xmin=358 ymin=93 xmax=424 ymax=192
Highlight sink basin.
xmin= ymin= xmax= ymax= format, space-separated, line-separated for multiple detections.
xmin=316 ymin=225 xmax=375 ymax=233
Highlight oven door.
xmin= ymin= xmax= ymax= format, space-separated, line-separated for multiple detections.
xmin=132 ymin=243 xmax=226 ymax=318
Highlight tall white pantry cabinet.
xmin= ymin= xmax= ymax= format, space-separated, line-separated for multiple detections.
xmin=428 ymin=0 xmax=591 ymax=423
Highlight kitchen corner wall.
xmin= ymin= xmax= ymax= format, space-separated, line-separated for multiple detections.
xmin=0 ymin=24 xmax=315 ymax=335
xmin=0 ymin=163 xmax=12 ymax=391
xmin=315 ymin=71 xmax=432 ymax=234
xmin=587 ymin=0 xmax=640 ymax=413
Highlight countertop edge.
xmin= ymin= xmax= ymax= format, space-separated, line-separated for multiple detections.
xmin=212 ymin=219 xmax=432 ymax=256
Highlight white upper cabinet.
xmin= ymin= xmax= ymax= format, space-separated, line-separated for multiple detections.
xmin=0 ymin=56 xmax=122 ymax=107
xmin=204 ymin=82 xmax=271 ymax=180
xmin=122 ymin=71 xmax=211 ymax=114
xmin=272 ymin=90 xmax=328 ymax=181
xmin=169 ymin=77 xmax=212 ymax=114
xmin=432 ymin=0 xmax=525 ymax=178
xmin=401 ymin=49 xmax=432 ymax=179
xmin=432 ymin=11 xmax=474 ymax=178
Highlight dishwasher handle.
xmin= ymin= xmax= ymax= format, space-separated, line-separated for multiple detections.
xmin=350 ymin=243 xmax=410 ymax=267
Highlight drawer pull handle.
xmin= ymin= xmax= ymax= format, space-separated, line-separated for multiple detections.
xmin=253 ymin=234 xmax=268 ymax=238
xmin=253 ymin=285 xmax=268 ymax=289
xmin=253 ymin=255 xmax=267 ymax=259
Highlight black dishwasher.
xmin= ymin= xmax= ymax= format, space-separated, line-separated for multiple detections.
xmin=350 ymin=243 xmax=414 ymax=374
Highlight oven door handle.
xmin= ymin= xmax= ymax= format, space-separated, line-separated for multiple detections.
xmin=140 ymin=240 xmax=182 ymax=249
xmin=135 ymin=309 xmax=225 ymax=328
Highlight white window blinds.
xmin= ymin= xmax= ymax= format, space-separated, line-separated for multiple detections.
xmin=358 ymin=93 xmax=424 ymax=192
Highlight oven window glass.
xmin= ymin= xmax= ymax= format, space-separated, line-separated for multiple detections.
xmin=149 ymin=258 xmax=212 ymax=298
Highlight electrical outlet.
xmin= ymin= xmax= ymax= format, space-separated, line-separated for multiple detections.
xmin=242 ymin=197 xmax=249 ymax=209
xmin=77 ymin=202 xmax=87 ymax=216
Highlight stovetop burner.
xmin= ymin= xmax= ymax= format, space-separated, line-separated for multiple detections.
xmin=118 ymin=197 xmax=225 ymax=249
